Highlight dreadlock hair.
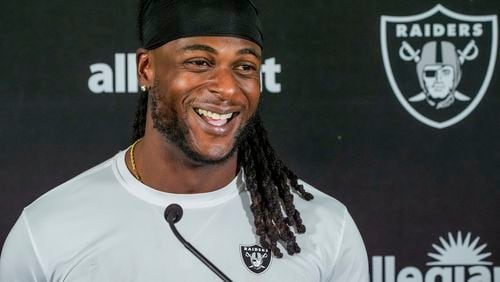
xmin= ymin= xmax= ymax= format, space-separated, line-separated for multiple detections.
xmin=134 ymin=0 xmax=313 ymax=258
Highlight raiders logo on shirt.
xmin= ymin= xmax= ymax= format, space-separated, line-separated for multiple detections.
xmin=240 ymin=244 xmax=272 ymax=274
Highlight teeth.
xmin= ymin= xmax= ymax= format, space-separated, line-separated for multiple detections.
xmin=196 ymin=108 xmax=233 ymax=120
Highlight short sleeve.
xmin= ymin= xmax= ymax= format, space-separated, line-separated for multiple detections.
xmin=329 ymin=210 xmax=369 ymax=282
xmin=0 ymin=211 xmax=47 ymax=282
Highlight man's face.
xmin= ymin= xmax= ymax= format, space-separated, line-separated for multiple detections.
xmin=146 ymin=36 xmax=262 ymax=164
xmin=422 ymin=64 xmax=455 ymax=99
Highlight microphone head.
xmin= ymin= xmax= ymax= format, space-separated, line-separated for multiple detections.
xmin=164 ymin=203 xmax=183 ymax=224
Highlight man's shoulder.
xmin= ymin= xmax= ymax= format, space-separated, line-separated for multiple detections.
xmin=295 ymin=180 xmax=347 ymax=220
xmin=291 ymin=180 xmax=366 ymax=275
xmin=24 ymin=154 xmax=119 ymax=218
xmin=13 ymin=152 xmax=138 ymax=270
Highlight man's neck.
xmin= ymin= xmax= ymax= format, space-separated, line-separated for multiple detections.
xmin=125 ymin=133 xmax=238 ymax=194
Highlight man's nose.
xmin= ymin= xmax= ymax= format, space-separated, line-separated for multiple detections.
xmin=208 ymin=67 xmax=239 ymax=99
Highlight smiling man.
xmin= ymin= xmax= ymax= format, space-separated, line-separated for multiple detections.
xmin=0 ymin=0 xmax=368 ymax=281
xmin=132 ymin=36 xmax=261 ymax=194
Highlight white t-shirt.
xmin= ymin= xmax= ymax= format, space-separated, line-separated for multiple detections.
xmin=0 ymin=150 xmax=369 ymax=282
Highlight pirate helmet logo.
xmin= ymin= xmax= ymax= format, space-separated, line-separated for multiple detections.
xmin=402 ymin=40 xmax=478 ymax=109
xmin=240 ymin=244 xmax=272 ymax=274
xmin=381 ymin=5 xmax=498 ymax=128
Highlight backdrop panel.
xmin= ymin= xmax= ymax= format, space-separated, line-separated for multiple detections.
xmin=1 ymin=0 xmax=498 ymax=280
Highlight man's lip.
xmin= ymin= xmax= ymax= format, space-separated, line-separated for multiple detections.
xmin=190 ymin=107 xmax=241 ymax=135
xmin=191 ymin=104 xmax=242 ymax=115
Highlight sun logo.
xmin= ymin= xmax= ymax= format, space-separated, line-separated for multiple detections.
xmin=372 ymin=231 xmax=499 ymax=282
xmin=427 ymin=231 xmax=492 ymax=266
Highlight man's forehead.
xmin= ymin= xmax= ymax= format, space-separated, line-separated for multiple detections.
xmin=166 ymin=36 xmax=262 ymax=58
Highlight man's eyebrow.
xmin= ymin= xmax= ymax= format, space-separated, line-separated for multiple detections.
xmin=238 ymin=48 xmax=262 ymax=60
xmin=179 ymin=44 xmax=261 ymax=60
xmin=180 ymin=44 xmax=218 ymax=54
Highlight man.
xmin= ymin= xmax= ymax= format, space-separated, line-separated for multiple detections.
xmin=0 ymin=0 xmax=368 ymax=281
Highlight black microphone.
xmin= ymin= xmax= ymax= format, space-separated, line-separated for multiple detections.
xmin=164 ymin=204 xmax=232 ymax=282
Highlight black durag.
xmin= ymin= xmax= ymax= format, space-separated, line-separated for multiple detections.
xmin=140 ymin=0 xmax=263 ymax=50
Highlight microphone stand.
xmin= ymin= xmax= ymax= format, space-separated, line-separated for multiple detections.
xmin=164 ymin=204 xmax=232 ymax=282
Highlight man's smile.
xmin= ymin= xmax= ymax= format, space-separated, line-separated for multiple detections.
xmin=194 ymin=107 xmax=239 ymax=126
xmin=190 ymin=105 xmax=242 ymax=136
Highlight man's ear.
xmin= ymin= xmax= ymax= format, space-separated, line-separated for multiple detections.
xmin=137 ymin=48 xmax=154 ymax=88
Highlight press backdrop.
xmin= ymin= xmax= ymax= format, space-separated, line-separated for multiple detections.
xmin=1 ymin=0 xmax=499 ymax=280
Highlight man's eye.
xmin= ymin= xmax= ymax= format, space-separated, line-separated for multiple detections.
xmin=193 ymin=60 xmax=208 ymax=66
xmin=236 ymin=64 xmax=257 ymax=72
xmin=442 ymin=69 xmax=451 ymax=75
xmin=187 ymin=60 xmax=211 ymax=67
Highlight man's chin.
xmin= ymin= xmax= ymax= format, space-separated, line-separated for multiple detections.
xmin=180 ymin=144 xmax=238 ymax=166
xmin=180 ymin=115 xmax=257 ymax=166
xmin=153 ymin=103 xmax=256 ymax=166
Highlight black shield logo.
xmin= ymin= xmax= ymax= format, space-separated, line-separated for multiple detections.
xmin=240 ymin=244 xmax=272 ymax=274
xmin=380 ymin=5 xmax=498 ymax=128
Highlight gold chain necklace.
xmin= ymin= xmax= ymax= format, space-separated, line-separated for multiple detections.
xmin=130 ymin=138 xmax=143 ymax=182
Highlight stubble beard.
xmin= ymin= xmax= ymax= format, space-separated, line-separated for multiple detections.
xmin=150 ymin=82 xmax=254 ymax=166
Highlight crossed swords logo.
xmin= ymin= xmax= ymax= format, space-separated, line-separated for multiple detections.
xmin=245 ymin=251 xmax=269 ymax=270
xmin=398 ymin=39 xmax=479 ymax=109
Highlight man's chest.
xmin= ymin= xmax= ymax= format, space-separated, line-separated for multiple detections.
xmin=47 ymin=207 xmax=325 ymax=282
xmin=56 ymin=242 xmax=322 ymax=282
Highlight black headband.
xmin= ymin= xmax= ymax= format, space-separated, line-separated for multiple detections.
xmin=141 ymin=0 xmax=263 ymax=50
